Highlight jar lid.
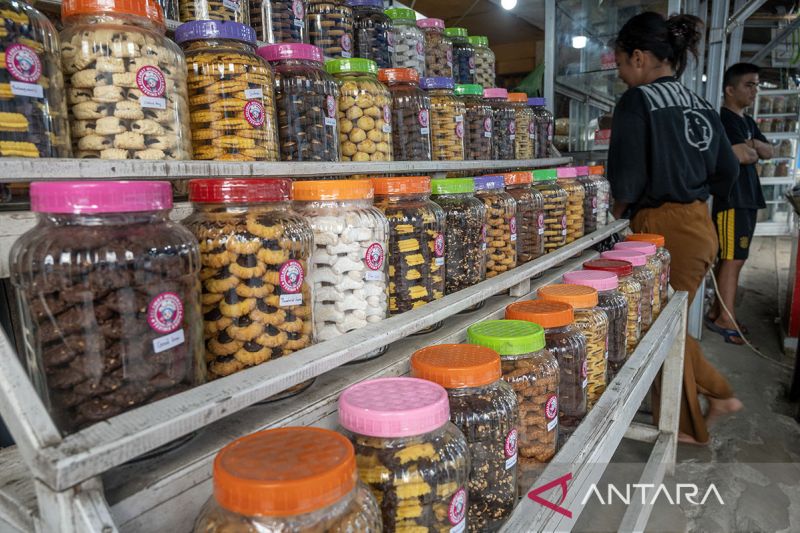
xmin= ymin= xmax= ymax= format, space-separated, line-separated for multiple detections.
xmin=189 ymin=179 xmax=291 ymax=203
xmin=583 ymin=258 xmax=633 ymax=277
xmin=62 ymin=0 xmax=164 ymax=24
xmin=575 ymin=166 xmax=589 ymax=176
xmin=539 ymin=284 xmax=599 ymax=309
xmin=347 ymin=0 xmax=382 ymax=6
xmin=528 ymin=97 xmax=546 ymax=106
xmin=484 ymin=88 xmax=508 ymax=99
xmin=420 ymin=76 xmax=454 ymax=90
xmin=563 ymin=270 xmax=619 ymax=291
xmin=385 ymin=7 xmax=415 ymax=20
xmin=338 ymin=377 xmax=450 ymax=438
xmin=293 ymin=179 xmax=373 ymax=201
xmin=417 ymin=18 xmax=445 ymax=30
xmin=507 ymin=92 xmax=528 ymax=103
xmin=378 ymin=68 xmax=419 ymax=84
xmin=213 ymin=428 xmax=357 ymax=517
xmin=557 ymin=166 xmax=577 ymax=179
xmin=601 ymin=250 xmax=647 ymax=267
xmin=444 ymin=27 xmax=468 ymax=38
xmin=30 ymin=181 xmax=172 ymax=214
xmin=430 ymin=177 xmax=474 ymax=194
xmin=467 ymin=35 xmax=489 ymax=47
xmin=614 ymin=241 xmax=657 ymax=257
xmin=454 ymin=84 xmax=483 ymax=96
xmin=258 ymin=43 xmax=323 ymax=64
xmin=371 ymin=176 xmax=430 ymax=196
xmin=588 ymin=165 xmax=605 ymax=176
xmin=503 ymin=171 xmax=531 ymax=185
xmin=411 ymin=344 xmax=501 ymax=388
xmin=626 ymin=233 xmax=665 ymax=248
xmin=532 ymin=168 xmax=557 ymax=181
xmin=175 ymin=20 xmax=256 ymax=45
xmin=326 ymin=58 xmax=378 ymax=76
xmin=506 ymin=300 xmax=574 ymax=328
xmin=467 ymin=319 xmax=546 ymax=355
xmin=474 ymin=175 xmax=505 ymax=191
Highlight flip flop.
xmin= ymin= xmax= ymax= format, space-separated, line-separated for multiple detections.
xmin=704 ymin=316 xmax=745 ymax=345
xmin=705 ymin=313 xmax=748 ymax=334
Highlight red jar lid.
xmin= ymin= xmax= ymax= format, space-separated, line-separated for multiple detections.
xmin=583 ymin=258 xmax=633 ymax=277
xmin=189 ymin=179 xmax=292 ymax=203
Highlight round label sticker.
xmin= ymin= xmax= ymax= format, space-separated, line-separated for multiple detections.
xmin=455 ymin=120 xmax=464 ymax=139
xmin=446 ymin=48 xmax=453 ymax=65
xmin=341 ymin=34 xmax=352 ymax=52
xmin=416 ymin=40 xmax=424 ymax=56
xmin=448 ymin=488 xmax=467 ymax=526
xmin=365 ymin=243 xmax=385 ymax=270
xmin=592 ymin=196 xmax=598 ymax=208
xmin=244 ymin=101 xmax=266 ymax=127
xmin=581 ymin=359 xmax=588 ymax=379
xmin=326 ymin=94 xmax=336 ymax=118
xmin=147 ymin=292 xmax=184 ymax=334
xmin=383 ymin=105 xmax=391 ymax=124
xmin=561 ymin=214 xmax=568 ymax=228
xmin=387 ymin=32 xmax=394 ymax=47
xmin=504 ymin=428 xmax=518 ymax=458
xmin=508 ymin=120 xmax=516 ymax=135
xmin=509 ymin=217 xmax=517 ymax=235
xmin=481 ymin=224 xmax=487 ymax=242
xmin=468 ymin=55 xmax=475 ymax=69
xmin=537 ymin=212 xmax=545 ymax=229
xmin=434 ymin=233 xmax=445 ymax=257
xmin=6 ymin=44 xmax=41 ymax=83
xmin=545 ymin=394 xmax=558 ymax=420
xmin=279 ymin=260 xmax=304 ymax=293
xmin=528 ymin=120 xmax=535 ymax=134
xmin=136 ymin=65 xmax=166 ymax=97
xmin=292 ymin=0 xmax=304 ymax=19
xmin=483 ymin=116 xmax=492 ymax=132
xmin=418 ymin=109 xmax=429 ymax=128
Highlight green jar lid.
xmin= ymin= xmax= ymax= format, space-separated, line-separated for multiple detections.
xmin=385 ymin=7 xmax=415 ymax=21
xmin=468 ymin=36 xmax=489 ymax=47
xmin=326 ymin=58 xmax=378 ymax=76
xmin=444 ymin=27 xmax=468 ymax=38
xmin=467 ymin=319 xmax=546 ymax=355
xmin=431 ymin=177 xmax=475 ymax=195
xmin=533 ymin=169 xmax=558 ymax=181
xmin=455 ymin=84 xmax=484 ymax=96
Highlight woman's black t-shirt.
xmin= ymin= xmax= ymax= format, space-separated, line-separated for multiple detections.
xmin=607 ymin=76 xmax=739 ymax=216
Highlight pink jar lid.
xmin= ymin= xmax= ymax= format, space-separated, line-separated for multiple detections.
xmin=30 ymin=181 xmax=172 ymax=214
xmin=417 ymin=18 xmax=444 ymax=30
xmin=575 ymin=166 xmax=589 ymax=176
xmin=338 ymin=377 xmax=450 ymax=438
xmin=601 ymin=249 xmax=647 ymax=267
xmin=483 ymin=88 xmax=508 ymax=99
xmin=557 ymin=166 xmax=577 ymax=179
xmin=258 ymin=43 xmax=323 ymax=64
xmin=564 ymin=270 xmax=618 ymax=291
xmin=614 ymin=241 xmax=657 ymax=257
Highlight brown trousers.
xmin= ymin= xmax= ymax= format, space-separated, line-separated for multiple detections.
xmin=631 ymin=201 xmax=735 ymax=443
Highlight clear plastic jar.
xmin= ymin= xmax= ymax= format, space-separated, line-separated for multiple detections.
xmin=615 ymin=241 xmax=663 ymax=318
xmin=327 ymin=58 xmax=393 ymax=161
xmin=350 ymin=0 xmax=392 ymax=69
xmin=418 ymin=18 xmax=452 ymax=78
xmin=575 ymin=166 xmax=599 ymax=235
xmin=467 ymin=320 xmax=558 ymax=495
xmin=0 ymin=0 xmax=70 ymax=158
xmin=503 ymin=171 xmax=544 ymax=265
xmin=589 ymin=165 xmax=610 ymax=228
xmin=378 ymin=68 xmax=432 ymax=161
xmin=306 ymin=0 xmax=354 ymax=60
xmin=444 ymin=27 xmax=475 ymax=85
xmin=372 ymin=177 xmax=444 ymax=330
xmin=430 ymin=178 xmax=487 ymax=297
xmin=455 ymin=84 xmax=493 ymax=160
xmin=557 ymin=167 xmax=585 ymax=244
xmin=180 ymin=0 xmax=249 ymax=23
xmin=251 ymin=0 xmax=307 ymax=44
xmin=194 ymin=427 xmax=381 ymax=532
xmin=294 ymin=180 xmax=389 ymax=360
xmin=475 ymin=175 xmax=517 ymax=279
xmin=259 ymin=43 xmax=341 ymax=162
xmin=411 ymin=344 xmax=519 ymax=531
xmin=529 ymin=97 xmax=553 ymax=158
xmin=509 ymin=92 xmax=534 ymax=160
xmin=177 ymin=21 xmax=280 ymax=162
xmin=627 ymin=233 xmax=671 ymax=306
xmin=61 ymin=0 xmax=192 ymax=160
xmin=602 ymin=250 xmax=655 ymax=335
xmin=10 ymin=182 xmax=203 ymax=434
xmin=485 ymin=88 xmax=515 ymax=160
xmin=506 ymin=300 xmax=587 ymax=444
xmin=386 ymin=8 xmax=425 ymax=74
xmin=422 ymin=76 xmax=466 ymax=161
xmin=533 ymin=169 xmax=568 ymax=253
xmin=339 ymin=377 xmax=470 ymax=533
xmin=469 ymin=35 xmax=494 ymax=89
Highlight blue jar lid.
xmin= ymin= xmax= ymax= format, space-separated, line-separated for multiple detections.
xmin=420 ymin=77 xmax=455 ymax=90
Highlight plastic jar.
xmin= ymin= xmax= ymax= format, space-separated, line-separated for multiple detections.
xmin=411 ymin=344 xmax=518 ymax=531
xmin=475 ymin=175 xmax=517 ymax=278
xmin=294 ymin=179 xmax=389 ymax=360
xmin=259 ymin=43 xmax=340 ymax=162
xmin=509 ymin=92 xmax=535 ymax=160
xmin=422 ymin=76 xmax=466 ymax=161
xmin=339 ymin=377 xmax=470 ymax=532
xmin=588 ymin=166 xmax=609 ymax=227
xmin=614 ymin=241 xmax=663 ymax=318
xmin=557 ymin=167 xmax=585 ymax=244
xmin=503 ymin=171 xmax=544 ymax=265
xmin=455 ymin=84 xmax=493 ymax=160
xmin=194 ymin=427 xmax=381 ymax=532
xmin=327 ymin=58 xmax=393 ymax=162
xmin=386 ymin=8 xmax=425 ymax=74
xmin=506 ymin=300 xmax=587 ymax=443
xmin=180 ymin=0 xmax=249 ymax=23
xmin=306 ymin=0 xmax=354 ymax=60
xmin=529 ymin=97 xmax=553 ymax=158
xmin=626 ymin=233 xmax=671 ymax=306
xmin=378 ymin=68 xmax=432 ymax=161
xmin=372 ymin=177 xmax=444 ymax=329
xmin=533 ymin=169 xmax=568 ymax=253
xmin=250 ymin=0 xmax=307 ymax=44
xmin=350 ymin=0 xmax=392 ymax=69
xmin=469 ymin=35 xmax=495 ymax=89
xmin=10 ymin=182 xmax=203 ymax=434
xmin=485 ymin=88 xmax=515 ymax=160
xmin=575 ymin=166 xmax=599 ymax=235
xmin=0 ymin=0 xmax=70 ymax=158
xmin=602 ymin=250 xmax=655 ymax=335
xmin=418 ymin=18 xmax=452 ymax=78
xmin=466 ymin=320 xmax=558 ymax=495
xmin=444 ymin=27 xmax=475 ymax=85
xmin=430 ymin=178 xmax=487 ymax=298
xmin=61 ymin=0 xmax=192 ymax=160
xmin=177 ymin=21 xmax=280 ymax=162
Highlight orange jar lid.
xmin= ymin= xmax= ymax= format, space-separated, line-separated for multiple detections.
xmin=502 ymin=171 xmax=531 ymax=186
xmin=588 ymin=166 xmax=605 ymax=175
xmin=372 ymin=176 xmax=430 ymax=196
xmin=505 ymin=300 xmax=573 ymax=328
xmin=626 ymin=233 xmax=665 ymax=248
xmin=507 ymin=92 xmax=528 ymax=103
xmin=378 ymin=68 xmax=419 ymax=84
xmin=293 ymin=179 xmax=373 ymax=201
xmin=411 ymin=344 xmax=501 ymax=388
xmin=538 ymin=284 xmax=598 ymax=309
xmin=213 ymin=427 xmax=356 ymax=517
xmin=62 ymin=0 xmax=164 ymax=24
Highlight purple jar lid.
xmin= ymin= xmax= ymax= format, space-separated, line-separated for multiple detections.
xmin=258 ymin=43 xmax=323 ymax=64
xmin=420 ymin=76 xmax=454 ymax=90
xmin=484 ymin=87 xmax=508 ymax=99
xmin=474 ymin=175 xmax=505 ymax=191
xmin=30 ymin=181 xmax=173 ymax=214
xmin=347 ymin=0 xmax=383 ymax=6
xmin=528 ymin=97 xmax=546 ymax=106
xmin=417 ymin=18 xmax=445 ymax=30
xmin=174 ymin=20 xmax=256 ymax=45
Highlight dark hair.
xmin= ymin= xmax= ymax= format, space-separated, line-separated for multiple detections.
xmin=724 ymin=62 xmax=760 ymax=88
xmin=615 ymin=12 xmax=703 ymax=77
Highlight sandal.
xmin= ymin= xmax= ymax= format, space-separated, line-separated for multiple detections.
xmin=704 ymin=316 xmax=745 ymax=345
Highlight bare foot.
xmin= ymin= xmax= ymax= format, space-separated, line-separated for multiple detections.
xmin=678 ymin=432 xmax=709 ymax=446
xmin=706 ymin=397 xmax=744 ymax=427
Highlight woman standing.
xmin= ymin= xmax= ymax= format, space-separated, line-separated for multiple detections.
xmin=608 ymin=12 xmax=743 ymax=445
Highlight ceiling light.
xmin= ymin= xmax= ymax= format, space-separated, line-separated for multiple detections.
xmin=572 ymin=35 xmax=588 ymax=49
xmin=501 ymin=0 xmax=517 ymax=10
xmin=702 ymin=74 xmax=708 ymax=82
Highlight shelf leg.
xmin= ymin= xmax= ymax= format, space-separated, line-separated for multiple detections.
xmin=658 ymin=298 xmax=687 ymax=474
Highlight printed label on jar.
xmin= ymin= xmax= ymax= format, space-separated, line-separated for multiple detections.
xmin=455 ymin=120 xmax=464 ymax=139
xmin=481 ymin=224 xmax=487 ymax=250
xmin=509 ymin=217 xmax=517 ymax=241
xmin=448 ymin=488 xmax=467 ymax=532
xmin=468 ymin=55 xmax=475 ymax=70
xmin=592 ymin=196 xmax=598 ymax=213
xmin=153 ymin=328 xmax=185 ymax=354
xmin=244 ymin=101 xmax=266 ymax=128
xmin=292 ymin=0 xmax=305 ymax=20
xmin=147 ymin=292 xmax=184 ymax=334
xmin=581 ymin=359 xmax=588 ymax=389
xmin=136 ymin=66 xmax=167 ymax=109
xmin=545 ymin=394 xmax=558 ymax=431
xmin=416 ymin=40 xmax=425 ymax=56
xmin=325 ymin=95 xmax=337 ymax=126
xmin=483 ymin=116 xmax=492 ymax=138
xmin=504 ymin=428 xmax=518 ymax=469
xmin=365 ymin=242 xmax=385 ymax=272
xmin=244 ymin=88 xmax=264 ymax=100
xmin=341 ymin=34 xmax=352 ymax=53
xmin=6 ymin=44 xmax=41 ymax=83
xmin=10 ymin=80 xmax=43 ymax=98
xmin=446 ymin=48 xmax=453 ymax=67
xmin=223 ymin=0 xmax=240 ymax=10
xmin=537 ymin=212 xmax=545 ymax=234
xmin=561 ymin=214 xmax=568 ymax=235
xmin=382 ymin=105 xmax=392 ymax=132
xmin=418 ymin=109 xmax=430 ymax=134
xmin=434 ymin=233 xmax=445 ymax=265
xmin=508 ymin=119 xmax=516 ymax=140
xmin=279 ymin=260 xmax=304 ymax=294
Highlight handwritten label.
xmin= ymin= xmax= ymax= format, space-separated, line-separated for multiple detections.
xmin=10 ymin=81 xmax=42 ymax=98
xmin=153 ymin=329 xmax=184 ymax=353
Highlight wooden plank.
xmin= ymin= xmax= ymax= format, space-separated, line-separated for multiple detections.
xmin=658 ymin=298 xmax=687 ymax=472
xmin=0 ymin=448 xmax=38 ymax=532
xmin=623 ymin=422 xmax=661 ymax=444
xmin=617 ymin=432 xmax=674 ymax=533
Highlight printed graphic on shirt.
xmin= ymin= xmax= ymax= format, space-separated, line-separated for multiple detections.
xmin=638 ymin=81 xmax=715 ymax=152
xmin=684 ymin=110 xmax=713 ymax=151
